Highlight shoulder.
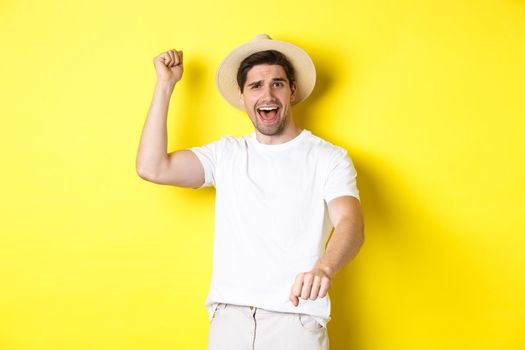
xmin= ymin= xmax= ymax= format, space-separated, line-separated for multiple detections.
xmin=197 ymin=133 xmax=249 ymax=149
xmin=217 ymin=134 xmax=250 ymax=150
xmin=193 ymin=134 xmax=250 ymax=160
xmin=304 ymin=131 xmax=349 ymax=159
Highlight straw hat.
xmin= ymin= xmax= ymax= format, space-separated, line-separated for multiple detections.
xmin=216 ymin=34 xmax=316 ymax=110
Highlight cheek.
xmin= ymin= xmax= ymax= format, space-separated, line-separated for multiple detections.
xmin=279 ymin=90 xmax=291 ymax=100
xmin=240 ymin=97 xmax=253 ymax=111
xmin=247 ymin=97 xmax=258 ymax=109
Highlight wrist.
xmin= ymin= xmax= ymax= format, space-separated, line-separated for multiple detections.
xmin=155 ymin=79 xmax=177 ymax=91
xmin=314 ymin=262 xmax=335 ymax=278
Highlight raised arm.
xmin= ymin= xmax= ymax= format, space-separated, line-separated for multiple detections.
xmin=136 ymin=49 xmax=204 ymax=188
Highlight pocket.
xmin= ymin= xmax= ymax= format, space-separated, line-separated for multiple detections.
xmin=298 ymin=313 xmax=325 ymax=331
xmin=210 ymin=303 xmax=228 ymax=323
xmin=210 ymin=303 xmax=221 ymax=323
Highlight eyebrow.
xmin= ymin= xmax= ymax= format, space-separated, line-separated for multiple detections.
xmin=246 ymin=77 xmax=287 ymax=88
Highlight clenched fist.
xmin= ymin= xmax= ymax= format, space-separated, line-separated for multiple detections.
xmin=153 ymin=49 xmax=184 ymax=85
xmin=289 ymin=267 xmax=332 ymax=306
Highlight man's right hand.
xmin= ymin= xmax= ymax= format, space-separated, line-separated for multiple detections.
xmin=153 ymin=49 xmax=184 ymax=85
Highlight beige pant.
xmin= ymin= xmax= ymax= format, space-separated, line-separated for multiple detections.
xmin=208 ymin=303 xmax=329 ymax=350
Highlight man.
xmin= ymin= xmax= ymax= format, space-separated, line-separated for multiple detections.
xmin=136 ymin=34 xmax=364 ymax=350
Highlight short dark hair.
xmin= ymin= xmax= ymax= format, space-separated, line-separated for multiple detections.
xmin=237 ymin=50 xmax=296 ymax=92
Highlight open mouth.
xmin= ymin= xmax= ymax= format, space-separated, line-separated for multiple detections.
xmin=256 ymin=105 xmax=280 ymax=123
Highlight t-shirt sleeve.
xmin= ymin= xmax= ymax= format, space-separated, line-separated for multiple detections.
xmin=188 ymin=138 xmax=223 ymax=189
xmin=323 ymin=148 xmax=360 ymax=203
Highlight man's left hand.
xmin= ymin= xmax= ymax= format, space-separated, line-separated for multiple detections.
xmin=289 ymin=267 xmax=332 ymax=306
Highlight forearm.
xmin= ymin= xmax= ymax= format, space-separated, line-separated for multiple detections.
xmin=136 ymin=81 xmax=176 ymax=177
xmin=315 ymin=217 xmax=364 ymax=278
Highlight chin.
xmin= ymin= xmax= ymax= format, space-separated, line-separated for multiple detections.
xmin=255 ymin=120 xmax=287 ymax=136
xmin=257 ymin=127 xmax=282 ymax=136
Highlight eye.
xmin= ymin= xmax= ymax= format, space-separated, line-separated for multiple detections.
xmin=273 ymin=81 xmax=284 ymax=87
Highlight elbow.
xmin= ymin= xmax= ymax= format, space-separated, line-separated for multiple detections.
xmin=358 ymin=218 xmax=365 ymax=245
xmin=136 ymin=163 xmax=158 ymax=182
xmin=136 ymin=166 xmax=151 ymax=181
xmin=356 ymin=232 xmax=365 ymax=256
xmin=350 ymin=216 xmax=365 ymax=247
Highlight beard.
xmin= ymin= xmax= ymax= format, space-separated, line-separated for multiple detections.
xmin=249 ymin=109 xmax=290 ymax=137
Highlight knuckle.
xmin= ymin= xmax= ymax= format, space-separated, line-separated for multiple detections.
xmin=303 ymin=274 xmax=313 ymax=283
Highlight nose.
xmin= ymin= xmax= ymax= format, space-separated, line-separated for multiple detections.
xmin=261 ymin=84 xmax=275 ymax=100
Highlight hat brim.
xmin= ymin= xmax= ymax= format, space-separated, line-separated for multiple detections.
xmin=216 ymin=38 xmax=316 ymax=111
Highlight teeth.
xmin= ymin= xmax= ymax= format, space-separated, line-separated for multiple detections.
xmin=258 ymin=107 xmax=278 ymax=111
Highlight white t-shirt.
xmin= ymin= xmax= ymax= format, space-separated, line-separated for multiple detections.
xmin=189 ymin=129 xmax=360 ymax=327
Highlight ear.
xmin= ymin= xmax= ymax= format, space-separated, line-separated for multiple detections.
xmin=238 ymin=87 xmax=246 ymax=112
xmin=290 ymin=82 xmax=297 ymax=102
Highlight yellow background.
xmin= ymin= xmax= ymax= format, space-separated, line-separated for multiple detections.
xmin=1 ymin=0 xmax=524 ymax=349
